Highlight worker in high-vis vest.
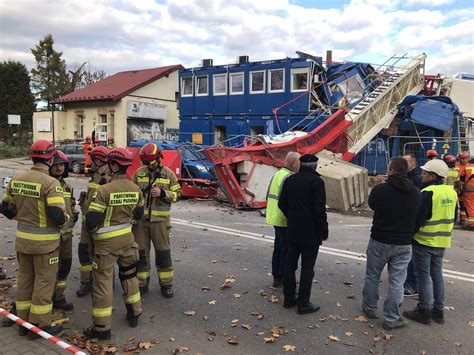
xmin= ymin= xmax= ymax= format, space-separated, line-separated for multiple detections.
xmin=50 ymin=151 xmax=79 ymax=311
xmin=131 ymin=143 xmax=181 ymax=297
xmin=443 ymin=155 xmax=459 ymax=187
xmin=265 ymin=151 xmax=300 ymax=288
xmin=77 ymin=145 xmax=111 ymax=297
xmin=403 ymin=159 xmax=457 ymax=326
xmin=0 ymin=140 xmax=69 ymax=339
xmin=83 ymin=148 xmax=144 ymax=340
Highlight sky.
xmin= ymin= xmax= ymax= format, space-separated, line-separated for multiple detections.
xmin=0 ymin=0 xmax=473 ymax=76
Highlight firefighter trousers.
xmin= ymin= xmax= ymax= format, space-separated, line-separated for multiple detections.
xmin=16 ymin=249 xmax=59 ymax=327
xmin=133 ymin=220 xmax=173 ymax=289
xmin=91 ymin=245 xmax=141 ymax=331
xmin=79 ymin=221 xmax=93 ymax=283
xmin=54 ymin=234 xmax=73 ymax=301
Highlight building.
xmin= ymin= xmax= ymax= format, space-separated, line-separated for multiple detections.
xmin=33 ymin=64 xmax=182 ymax=147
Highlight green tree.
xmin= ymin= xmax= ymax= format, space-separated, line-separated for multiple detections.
xmin=30 ymin=34 xmax=69 ymax=109
xmin=0 ymin=60 xmax=36 ymax=132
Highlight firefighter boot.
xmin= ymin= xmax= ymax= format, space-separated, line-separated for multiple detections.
xmin=83 ymin=327 xmax=112 ymax=340
xmin=28 ymin=324 xmax=63 ymax=340
xmin=161 ymin=286 xmax=174 ymax=298
xmin=126 ymin=304 xmax=141 ymax=328
xmin=76 ymin=281 xmax=92 ymax=297
xmin=53 ymin=298 xmax=74 ymax=311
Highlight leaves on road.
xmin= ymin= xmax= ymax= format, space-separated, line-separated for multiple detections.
xmin=345 ymin=331 xmax=353 ymax=336
xmin=233 ymin=293 xmax=241 ymax=298
xmin=270 ymin=295 xmax=280 ymax=303
xmin=208 ymin=300 xmax=217 ymax=305
xmin=468 ymin=320 xmax=474 ymax=327
xmin=264 ymin=337 xmax=275 ymax=343
xmin=466 ymin=259 xmax=474 ymax=264
xmin=221 ymin=275 xmax=236 ymax=289
xmin=227 ymin=336 xmax=239 ymax=345
xmin=183 ymin=310 xmax=196 ymax=316
xmin=354 ymin=315 xmax=369 ymax=323
xmin=201 ymin=286 xmax=211 ymax=292
xmin=328 ymin=335 xmax=340 ymax=342
xmin=283 ymin=344 xmax=296 ymax=352
xmin=444 ymin=306 xmax=455 ymax=311
xmin=241 ymin=324 xmax=252 ymax=330
xmin=230 ymin=319 xmax=239 ymax=327
xmin=173 ymin=346 xmax=189 ymax=353
xmin=138 ymin=342 xmax=153 ymax=350
xmin=251 ymin=311 xmax=264 ymax=320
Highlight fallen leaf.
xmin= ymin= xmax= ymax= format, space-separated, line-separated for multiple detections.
xmin=230 ymin=319 xmax=239 ymax=327
xmin=207 ymin=336 xmax=214 ymax=341
xmin=444 ymin=306 xmax=455 ymax=311
xmin=203 ymin=315 xmax=209 ymax=321
xmin=51 ymin=318 xmax=69 ymax=326
xmin=208 ymin=300 xmax=217 ymax=305
xmin=328 ymin=335 xmax=340 ymax=342
xmin=202 ymin=286 xmax=211 ymax=292
xmin=308 ymin=324 xmax=320 ymax=329
xmin=127 ymin=336 xmax=136 ymax=341
xmin=466 ymin=259 xmax=474 ymax=263
xmin=283 ymin=344 xmax=296 ymax=352
xmin=242 ymin=268 xmax=248 ymax=271
xmin=363 ymin=331 xmax=369 ymax=336
xmin=257 ymin=313 xmax=264 ymax=320
xmin=170 ymin=337 xmax=175 ymax=342
xmin=264 ymin=337 xmax=275 ymax=343
xmin=211 ymin=260 xmax=217 ymax=263
xmin=455 ymin=343 xmax=462 ymax=347
xmin=138 ymin=342 xmax=153 ymax=350
xmin=256 ymin=332 xmax=265 ymax=336
xmin=336 ymin=303 xmax=342 ymax=307
xmin=382 ymin=332 xmax=394 ymax=340
xmin=270 ymin=295 xmax=280 ymax=303
xmin=346 ymin=294 xmax=356 ymax=299
xmin=241 ymin=324 xmax=252 ymax=330
xmin=173 ymin=346 xmax=189 ymax=353
xmin=345 ymin=332 xmax=353 ymax=337
xmin=221 ymin=275 xmax=236 ymax=289
xmin=354 ymin=315 xmax=369 ymax=323
xmin=271 ymin=326 xmax=288 ymax=336
xmin=227 ymin=336 xmax=238 ymax=345
xmin=335 ymin=260 xmax=343 ymax=264
xmin=343 ymin=281 xmax=353 ymax=287
xmin=206 ymin=330 xmax=217 ymax=336
xmin=468 ymin=320 xmax=474 ymax=327
xmin=343 ymin=342 xmax=355 ymax=347
xmin=184 ymin=310 xmax=196 ymax=316
xmin=447 ymin=280 xmax=454 ymax=284
xmin=233 ymin=294 xmax=241 ymax=298
xmin=373 ymin=336 xmax=382 ymax=342
xmin=420 ymin=351 xmax=428 ymax=355
xmin=104 ymin=345 xmax=118 ymax=353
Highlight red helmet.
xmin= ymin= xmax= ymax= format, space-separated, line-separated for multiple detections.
xmin=29 ymin=140 xmax=57 ymax=160
xmin=108 ymin=148 xmax=133 ymax=166
xmin=459 ymin=151 xmax=470 ymax=160
xmin=443 ymin=154 xmax=456 ymax=163
xmin=53 ymin=151 xmax=69 ymax=165
xmin=85 ymin=136 xmax=92 ymax=143
xmin=108 ymin=136 xmax=114 ymax=142
xmin=90 ymin=146 xmax=109 ymax=163
xmin=139 ymin=143 xmax=163 ymax=165
xmin=426 ymin=149 xmax=438 ymax=158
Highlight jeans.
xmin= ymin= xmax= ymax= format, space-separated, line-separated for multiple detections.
xmin=412 ymin=243 xmax=445 ymax=311
xmin=362 ymin=239 xmax=412 ymax=323
xmin=272 ymin=227 xmax=288 ymax=281
xmin=404 ymin=258 xmax=418 ymax=290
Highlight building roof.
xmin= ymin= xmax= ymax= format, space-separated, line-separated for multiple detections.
xmin=53 ymin=64 xmax=182 ymax=104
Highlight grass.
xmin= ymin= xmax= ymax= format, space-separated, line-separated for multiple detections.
xmin=0 ymin=141 xmax=29 ymax=159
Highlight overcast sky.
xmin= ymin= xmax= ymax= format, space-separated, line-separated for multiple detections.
xmin=0 ymin=0 xmax=473 ymax=76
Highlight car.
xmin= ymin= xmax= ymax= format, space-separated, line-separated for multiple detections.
xmin=57 ymin=144 xmax=86 ymax=174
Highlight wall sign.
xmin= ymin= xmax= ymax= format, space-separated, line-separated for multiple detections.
xmin=37 ymin=117 xmax=51 ymax=132
xmin=127 ymin=101 xmax=168 ymax=120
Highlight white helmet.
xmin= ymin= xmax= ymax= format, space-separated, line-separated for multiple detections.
xmin=421 ymin=159 xmax=449 ymax=178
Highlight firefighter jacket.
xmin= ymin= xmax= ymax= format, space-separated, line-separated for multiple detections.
xmin=81 ymin=173 xmax=111 ymax=215
xmin=132 ymin=164 xmax=181 ymax=222
xmin=2 ymin=166 xmax=69 ymax=254
xmin=59 ymin=178 xmax=78 ymax=236
xmin=414 ymin=184 xmax=457 ymax=248
xmin=266 ymin=167 xmax=292 ymax=227
xmin=86 ymin=174 xmax=145 ymax=252
xmin=461 ymin=164 xmax=474 ymax=192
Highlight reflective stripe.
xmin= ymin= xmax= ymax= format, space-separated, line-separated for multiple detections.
xmin=124 ymin=292 xmax=141 ymax=304
xmin=63 ymin=192 xmax=72 ymax=198
xmin=170 ymin=184 xmax=181 ymax=191
xmin=424 ymin=218 xmax=455 ymax=226
xmin=18 ymin=224 xmax=59 ymax=234
xmin=30 ymin=303 xmax=52 ymax=315
xmin=92 ymin=307 xmax=113 ymax=318
xmin=155 ymin=178 xmax=170 ymax=184
xmin=266 ymin=168 xmax=292 ymax=227
xmin=150 ymin=210 xmax=170 ymax=217
xmin=170 ymin=192 xmax=178 ymax=202
xmin=94 ymin=226 xmax=132 ymax=240
xmin=267 ymin=193 xmax=279 ymax=200
xmin=137 ymin=177 xmax=149 ymax=184
xmin=89 ymin=202 xmax=106 ymax=212
xmin=56 ymin=280 xmax=67 ymax=288
xmin=16 ymin=300 xmax=31 ymax=310
xmin=104 ymin=207 xmax=113 ymax=227
xmin=95 ymin=223 xmax=131 ymax=234
xmin=16 ymin=230 xmax=60 ymax=241
xmin=417 ymin=231 xmax=453 ymax=237
xmin=158 ymin=270 xmax=174 ymax=279
xmin=88 ymin=182 xmax=100 ymax=189
xmin=137 ymin=271 xmax=150 ymax=279
xmin=80 ymin=264 xmax=93 ymax=272
xmin=38 ymin=200 xmax=46 ymax=228
xmin=47 ymin=197 xmax=64 ymax=205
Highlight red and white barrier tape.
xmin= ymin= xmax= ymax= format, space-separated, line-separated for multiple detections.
xmin=0 ymin=307 xmax=86 ymax=355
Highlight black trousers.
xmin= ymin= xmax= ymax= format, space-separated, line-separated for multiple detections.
xmin=272 ymin=226 xmax=288 ymax=281
xmin=283 ymin=243 xmax=319 ymax=305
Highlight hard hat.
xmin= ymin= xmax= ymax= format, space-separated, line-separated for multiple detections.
xmin=90 ymin=146 xmax=109 ymax=163
xmin=139 ymin=143 xmax=163 ymax=165
xmin=29 ymin=140 xmax=57 ymax=160
xmin=107 ymin=147 xmax=133 ymax=166
xmin=443 ymin=154 xmax=456 ymax=164
xmin=53 ymin=151 xmax=69 ymax=165
xmin=85 ymin=136 xmax=92 ymax=143
xmin=459 ymin=151 xmax=470 ymax=160
xmin=426 ymin=149 xmax=438 ymax=158
xmin=421 ymin=159 xmax=449 ymax=178
xmin=107 ymin=136 xmax=114 ymax=142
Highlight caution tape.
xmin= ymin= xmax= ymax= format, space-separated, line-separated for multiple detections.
xmin=0 ymin=307 xmax=86 ymax=355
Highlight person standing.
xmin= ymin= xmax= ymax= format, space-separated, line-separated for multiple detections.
xmin=456 ymin=151 xmax=470 ymax=225
xmin=107 ymin=136 xmax=117 ymax=150
xmin=404 ymin=159 xmax=457 ymax=325
xmin=0 ymin=140 xmax=69 ymax=339
xmin=50 ymin=151 xmax=79 ymax=311
xmin=361 ymin=157 xmax=421 ymax=330
xmin=131 ymin=143 xmax=181 ymax=297
xmin=83 ymin=136 xmax=94 ymax=175
xmin=76 ymin=146 xmax=111 ymax=296
xmin=83 ymin=148 xmax=144 ymax=340
xmin=460 ymin=158 xmax=474 ymax=229
xmin=266 ymin=152 xmax=300 ymax=288
xmin=278 ymin=154 xmax=328 ymax=315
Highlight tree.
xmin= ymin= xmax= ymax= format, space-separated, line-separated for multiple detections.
xmin=67 ymin=62 xmax=108 ymax=91
xmin=0 ymin=61 xmax=36 ymax=133
xmin=30 ymin=34 xmax=69 ymax=109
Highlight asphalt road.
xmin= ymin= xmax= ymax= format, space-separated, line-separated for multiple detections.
xmin=0 ymin=167 xmax=473 ymax=354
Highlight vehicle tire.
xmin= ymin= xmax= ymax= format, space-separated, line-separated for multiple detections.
xmin=71 ymin=161 xmax=81 ymax=174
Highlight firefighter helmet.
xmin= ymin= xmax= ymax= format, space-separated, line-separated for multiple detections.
xmin=459 ymin=151 xmax=470 ymax=160
xmin=85 ymin=136 xmax=92 ymax=143
xmin=421 ymin=159 xmax=449 ymax=178
xmin=139 ymin=143 xmax=163 ymax=165
xmin=53 ymin=151 xmax=69 ymax=165
xmin=90 ymin=146 xmax=109 ymax=163
xmin=443 ymin=154 xmax=456 ymax=164
xmin=108 ymin=148 xmax=133 ymax=166
xmin=29 ymin=140 xmax=57 ymax=160
xmin=107 ymin=136 xmax=114 ymax=143
xmin=426 ymin=149 xmax=438 ymax=158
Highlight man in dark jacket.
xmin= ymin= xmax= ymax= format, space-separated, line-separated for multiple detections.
xmin=362 ymin=157 xmax=421 ymax=330
xmin=278 ymin=154 xmax=328 ymax=315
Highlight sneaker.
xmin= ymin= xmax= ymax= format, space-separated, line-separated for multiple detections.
xmin=297 ymin=302 xmax=320 ymax=315
xmin=53 ymin=298 xmax=74 ymax=311
xmin=362 ymin=308 xmax=379 ymax=319
xmin=432 ymin=309 xmax=445 ymax=324
xmin=76 ymin=282 xmax=92 ymax=297
xmin=28 ymin=324 xmax=62 ymax=340
xmin=283 ymin=298 xmax=297 ymax=309
xmin=404 ymin=285 xmax=419 ymax=297
xmin=383 ymin=318 xmax=407 ymax=330
xmin=83 ymin=327 xmax=111 ymax=340
xmin=161 ymin=287 xmax=174 ymax=298
xmin=403 ymin=307 xmax=432 ymax=325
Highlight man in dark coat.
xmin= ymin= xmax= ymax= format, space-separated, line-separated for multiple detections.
xmin=278 ymin=154 xmax=328 ymax=314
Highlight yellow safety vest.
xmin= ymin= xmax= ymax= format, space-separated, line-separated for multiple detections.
xmin=265 ymin=168 xmax=292 ymax=227
xmin=414 ymin=184 xmax=457 ymax=248
xmin=444 ymin=168 xmax=459 ymax=186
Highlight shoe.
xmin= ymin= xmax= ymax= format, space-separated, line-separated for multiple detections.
xmin=404 ymin=285 xmax=419 ymax=297
xmin=0 ymin=267 xmax=6 ymax=280
xmin=53 ymin=298 xmax=74 ymax=311
xmin=272 ymin=279 xmax=282 ymax=288
xmin=403 ymin=307 xmax=432 ymax=325
xmin=283 ymin=298 xmax=297 ymax=309
xmin=76 ymin=282 xmax=92 ymax=297
xmin=362 ymin=308 xmax=379 ymax=319
xmin=127 ymin=313 xmax=141 ymax=328
xmin=83 ymin=327 xmax=111 ymax=340
xmin=297 ymin=302 xmax=320 ymax=315
xmin=19 ymin=327 xmax=29 ymax=336
xmin=432 ymin=309 xmax=445 ymax=324
xmin=383 ymin=318 xmax=407 ymax=330
xmin=161 ymin=287 xmax=174 ymax=298
xmin=28 ymin=324 xmax=62 ymax=340
xmin=139 ymin=285 xmax=149 ymax=295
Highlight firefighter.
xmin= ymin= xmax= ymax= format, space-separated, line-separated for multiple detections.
xmin=84 ymin=136 xmax=94 ymax=175
xmin=50 ymin=151 xmax=79 ymax=310
xmin=131 ymin=143 xmax=181 ymax=297
xmin=460 ymin=158 xmax=474 ymax=229
xmin=456 ymin=151 xmax=470 ymax=225
xmin=0 ymin=140 xmax=69 ymax=339
xmin=425 ymin=149 xmax=438 ymax=162
xmin=107 ymin=136 xmax=117 ymax=150
xmin=76 ymin=146 xmax=111 ymax=297
xmin=443 ymin=155 xmax=459 ymax=187
xmin=83 ymin=148 xmax=144 ymax=340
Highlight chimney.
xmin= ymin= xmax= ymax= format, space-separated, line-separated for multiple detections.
xmin=326 ymin=50 xmax=332 ymax=65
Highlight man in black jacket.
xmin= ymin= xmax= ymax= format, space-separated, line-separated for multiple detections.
xmin=362 ymin=157 xmax=421 ymax=330
xmin=278 ymin=154 xmax=328 ymax=315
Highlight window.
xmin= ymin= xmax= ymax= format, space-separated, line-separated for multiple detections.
xmin=99 ymin=114 xmax=107 ymax=124
xmin=213 ymin=74 xmax=227 ymax=95
xmin=76 ymin=114 xmax=84 ymax=138
xmin=337 ymin=74 xmax=365 ymax=104
xmin=76 ymin=146 xmax=85 ymax=154
xmin=196 ymin=75 xmax=208 ymax=96
xmin=250 ymin=71 xmax=265 ymax=94
xmin=230 ymin=72 xmax=244 ymax=94
xmin=269 ymin=69 xmax=284 ymax=92
xmin=291 ymin=68 xmax=309 ymax=92
xmin=181 ymin=77 xmax=193 ymax=96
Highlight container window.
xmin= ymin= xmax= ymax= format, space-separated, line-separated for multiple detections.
xmin=181 ymin=77 xmax=193 ymax=96
xmin=269 ymin=69 xmax=284 ymax=93
xmin=213 ymin=74 xmax=227 ymax=95
xmin=291 ymin=68 xmax=309 ymax=92
xmin=230 ymin=73 xmax=244 ymax=94
xmin=250 ymin=71 xmax=265 ymax=94
xmin=196 ymin=76 xmax=208 ymax=96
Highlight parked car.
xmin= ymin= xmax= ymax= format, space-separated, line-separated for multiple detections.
xmin=57 ymin=144 xmax=85 ymax=174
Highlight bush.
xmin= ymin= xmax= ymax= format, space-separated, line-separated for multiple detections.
xmin=0 ymin=141 xmax=29 ymax=159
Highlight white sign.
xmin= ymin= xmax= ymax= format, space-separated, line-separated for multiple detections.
xmin=128 ymin=101 xmax=167 ymax=120
xmin=37 ymin=117 xmax=51 ymax=132
xmin=7 ymin=114 xmax=21 ymax=125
